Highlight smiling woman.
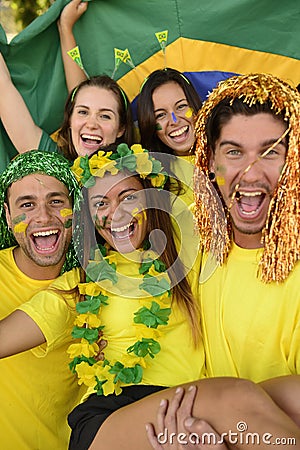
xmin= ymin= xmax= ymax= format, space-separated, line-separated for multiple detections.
xmin=0 ymin=53 xmax=134 ymax=161
xmin=66 ymin=142 xmax=204 ymax=449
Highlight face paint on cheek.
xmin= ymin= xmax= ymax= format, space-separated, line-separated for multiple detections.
xmin=216 ymin=176 xmax=225 ymax=186
xmin=60 ymin=208 xmax=73 ymax=218
xmin=93 ymin=215 xmax=108 ymax=231
xmin=185 ymin=107 xmax=193 ymax=118
xmin=155 ymin=123 xmax=162 ymax=131
xmin=12 ymin=214 xmax=28 ymax=234
xmin=215 ymin=164 xmax=226 ymax=186
xmin=12 ymin=213 xmax=26 ymax=225
xmin=216 ymin=165 xmax=226 ymax=174
xmin=60 ymin=208 xmax=73 ymax=228
xmin=132 ymin=207 xmax=146 ymax=225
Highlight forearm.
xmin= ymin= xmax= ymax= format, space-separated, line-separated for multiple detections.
xmin=57 ymin=0 xmax=89 ymax=92
xmin=0 ymin=53 xmax=42 ymax=153
xmin=58 ymin=22 xmax=87 ymax=92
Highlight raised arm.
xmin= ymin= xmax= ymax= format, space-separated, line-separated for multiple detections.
xmin=57 ymin=0 xmax=89 ymax=92
xmin=0 ymin=53 xmax=42 ymax=153
xmin=0 ymin=310 xmax=45 ymax=358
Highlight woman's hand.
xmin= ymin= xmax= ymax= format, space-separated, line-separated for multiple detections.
xmin=58 ymin=0 xmax=88 ymax=33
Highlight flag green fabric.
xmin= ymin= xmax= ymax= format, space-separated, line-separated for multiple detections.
xmin=0 ymin=0 xmax=299 ymax=172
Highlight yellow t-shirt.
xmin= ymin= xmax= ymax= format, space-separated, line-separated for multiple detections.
xmin=0 ymin=247 xmax=83 ymax=450
xmin=200 ymin=243 xmax=300 ymax=382
xmin=82 ymin=250 xmax=205 ymax=400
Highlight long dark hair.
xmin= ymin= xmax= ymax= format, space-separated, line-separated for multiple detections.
xmin=137 ymin=68 xmax=202 ymax=155
xmin=57 ymin=76 xmax=135 ymax=161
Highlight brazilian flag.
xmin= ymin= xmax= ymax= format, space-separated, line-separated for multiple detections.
xmin=0 ymin=0 xmax=299 ymax=172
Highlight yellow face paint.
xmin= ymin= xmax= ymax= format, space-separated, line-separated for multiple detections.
xmin=13 ymin=221 xmax=28 ymax=234
xmin=60 ymin=208 xmax=73 ymax=218
xmin=185 ymin=107 xmax=193 ymax=118
xmin=132 ymin=207 xmax=146 ymax=225
xmin=216 ymin=175 xmax=225 ymax=186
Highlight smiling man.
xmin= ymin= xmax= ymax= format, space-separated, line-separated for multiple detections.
xmin=194 ymin=73 xmax=300 ymax=383
xmin=0 ymin=150 xmax=84 ymax=449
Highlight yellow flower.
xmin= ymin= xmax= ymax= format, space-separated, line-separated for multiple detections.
xmin=133 ymin=324 xmax=162 ymax=341
xmin=67 ymin=340 xmax=99 ymax=358
xmin=122 ymin=354 xmax=147 ymax=369
xmin=13 ymin=221 xmax=28 ymax=234
xmin=60 ymin=208 xmax=73 ymax=217
xmin=74 ymin=313 xmax=101 ymax=328
xmin=148 ymin=265 xmax=161 ymax=277
xmin=78 ymin=282 xmax=102 ymax=297
xmin=104 ymin=253 xmax=118 ymax=266
xmin=71 ymin=157 xmax=84 ymax=183
xmin=131 ymin=144 xmax=144 ymax=154
xmin=89 ymin=151 xmax=118 ymax=178
xmin=155 ymin=290 xmax=171 ymax=305
xmin=151 ymin=173 xmax=166 ymax=188
xmin=135 ymin=153 xmax=153 ymax=178
xmin=75 ymin=361 xmax=98 ymax=387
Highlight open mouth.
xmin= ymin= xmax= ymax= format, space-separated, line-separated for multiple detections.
xmin=236 ymin=191 xmax=266 ymax=217
xmin=81 ymin=133 xmax=103 ymax=148
xmin=110 ymin=221 xmax=136 ymax=240
xmin=31 ymin=229 xmax=60 ymax=252
xmin=169 ymin=125 xmax=189 ymax=141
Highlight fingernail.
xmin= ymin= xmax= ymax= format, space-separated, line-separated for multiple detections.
xmin=176 ymin=386 xmax=183 ymax=394
xmin=185 ymin=417 xmax=195 ymax=427
xmin=160 ymin=399 xmax=167 ymax=406
xmin=188 ymin=385 xmax=196 ymax=392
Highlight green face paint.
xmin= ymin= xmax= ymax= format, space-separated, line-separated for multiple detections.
xmin=94 ymin=215 xmax=105 ymax=230
xmin=155 ymin=123 xmax=162 ymax=131
xmin=64 ymin=219 xmax=72 ymax=229
xmin=216 ymin=165 xmax=226 ymax=174
xmin=102 ymin=216 xmax=108 ymax=227
xmin=12 ymin=213 xmax=26 ymax=225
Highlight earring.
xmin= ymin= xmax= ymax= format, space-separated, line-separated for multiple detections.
xmin=208 ymin=172 xmax=216 ymax=182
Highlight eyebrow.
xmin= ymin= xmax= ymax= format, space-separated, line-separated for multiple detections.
xmin=15 ymin=191 xmax=69 ymax=203
xmin=219 ymin=137 xmax=287 ymax=148
xmin=75 ymin=105 xmax=116 ymax=115
xmin=90 ymin=188 xmax=139 ymax=201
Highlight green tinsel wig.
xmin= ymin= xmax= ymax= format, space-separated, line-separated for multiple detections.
xmin=0 ymin=150 xmax=82 ymax=273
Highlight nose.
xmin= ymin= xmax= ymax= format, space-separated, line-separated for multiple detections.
xmin=239 ymin=158 xmax=264 ymax=184
xmin=35 ymin=203 xmax=52 ymax=223
xmin=167 ymin=111 xmax=178 ymax=125
xmin=86 ymin=113 xmax=98 ymax=128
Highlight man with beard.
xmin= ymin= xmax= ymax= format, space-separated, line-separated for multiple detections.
xmin=0 ymin=150 xmax=84 ymax=449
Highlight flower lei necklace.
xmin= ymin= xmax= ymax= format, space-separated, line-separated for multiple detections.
xmin=67 ymin=243 xmax=172 ymax=396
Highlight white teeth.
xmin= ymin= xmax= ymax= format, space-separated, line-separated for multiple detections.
xmin=81 ymin=134 xmax=102 ymax=142
xmin=33 ymin=230 xmax=59 ymax=237
xmin=238 ymin=191 xmax=263 ymax=197
xmin=111 ymin=224 xmax=130 ymax=232
xmin=169 ymin=126 xmax=188 ymax=137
